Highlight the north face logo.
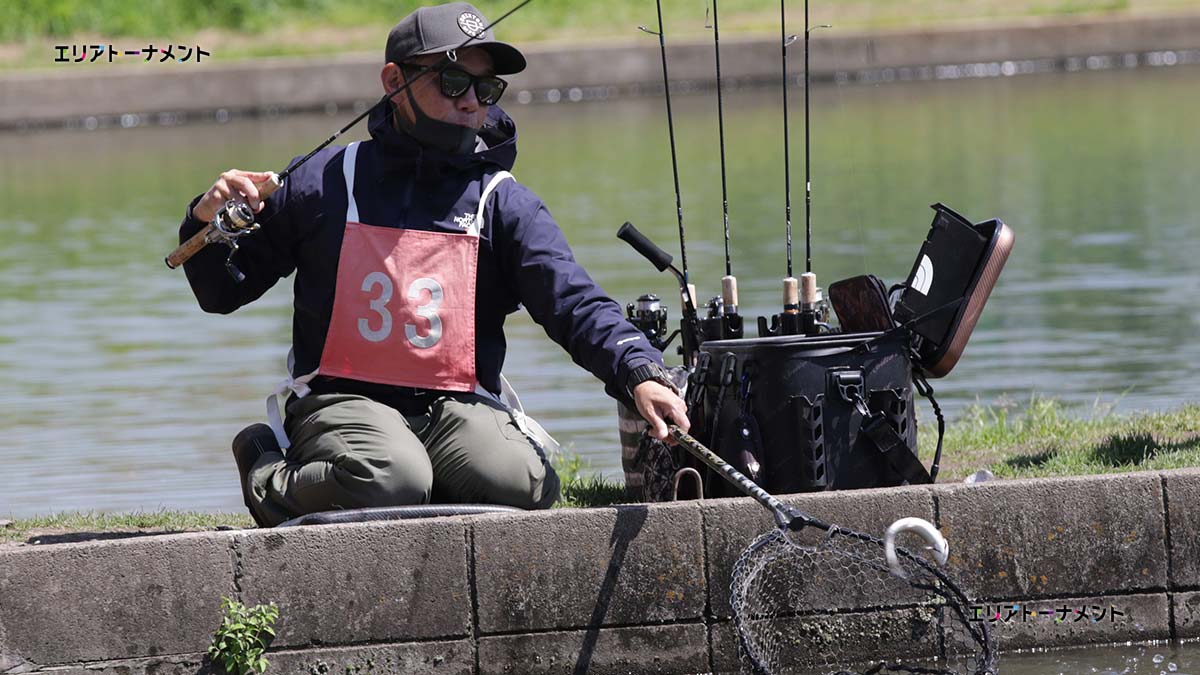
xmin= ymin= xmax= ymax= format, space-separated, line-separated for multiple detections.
xmin=457 ymin=12 xmax=486 ymax=38
xmin=453 ymin=213 xmax=476 ymax=231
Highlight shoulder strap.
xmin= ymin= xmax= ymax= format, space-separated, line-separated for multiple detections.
xmin=473 ymin=170 xmax=514 ymax=236
xmin=859 ymin=377 xmax=944 ymax=486
xmin=861 ymin=414 xmax=934 ymax=485
xmin=343 ymin=141 xmax=361 ymax=223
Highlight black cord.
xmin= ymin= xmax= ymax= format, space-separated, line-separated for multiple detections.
xmin=914 ymin=373 xmax=945 ymax=482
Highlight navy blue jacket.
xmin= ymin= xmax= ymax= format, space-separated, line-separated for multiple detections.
xmin=180 ymin=105 xmax=662 ymax=409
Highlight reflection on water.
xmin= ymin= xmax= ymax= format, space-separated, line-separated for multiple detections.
xmin=1000 ymin=641 xmax=1200 ymax=674
xmin=1 ymin=65 xmax=1198 ymax=516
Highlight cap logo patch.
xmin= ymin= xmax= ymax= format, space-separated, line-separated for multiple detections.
xmin=457 ymin=12 xmax=486 ymax=38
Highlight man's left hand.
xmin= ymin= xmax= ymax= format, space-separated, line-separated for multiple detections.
xmin=633 ymin=380 xmax=690 ymax=443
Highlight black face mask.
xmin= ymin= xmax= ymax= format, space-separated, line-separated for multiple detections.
xmin=394 ymin=77 xmax=479 ymax=155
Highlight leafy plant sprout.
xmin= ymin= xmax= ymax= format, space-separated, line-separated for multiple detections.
xmin=208 ymin=597 xmax=280 ymax=675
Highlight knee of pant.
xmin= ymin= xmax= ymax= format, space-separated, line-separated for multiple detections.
xmin=533 ymin=462 xmax=561 ymax=509
xmin=505 ymin=453 xmax=560 ymax=510
xmin=335 ymin=453 xmax=432 ymax=506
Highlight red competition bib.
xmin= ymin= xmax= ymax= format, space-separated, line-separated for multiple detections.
xmin=316 ymin=141 xmax=510 ymax=392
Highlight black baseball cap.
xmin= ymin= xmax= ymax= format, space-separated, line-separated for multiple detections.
xmin=386 ymin=2 xmax=527 ymax=75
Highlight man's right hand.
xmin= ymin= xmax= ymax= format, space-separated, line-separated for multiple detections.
xmin=192 ymin=170 xmax=276 ymax=223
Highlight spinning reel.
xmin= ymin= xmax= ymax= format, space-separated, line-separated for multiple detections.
xmin=209 ymin=200 xmax=259 ymax=282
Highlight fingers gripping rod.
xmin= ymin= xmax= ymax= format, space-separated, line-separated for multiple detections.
xmin=165 ymin=174 xmax=283 ymax=270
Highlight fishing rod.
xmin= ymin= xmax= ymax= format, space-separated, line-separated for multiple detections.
xmin=633 ymin=1 xmax=703 ymax=367
xmin=778 ymin=0 xmax=802 ymax=337
xmin=759 ymin=0 xmax=828 ymax=338
xmin=707 ymin=0 xmax=742 ymax=341
xmin=798 ymin=1 xmax=832 ymax=336
xmin=781 ymin=3 xmax=797 ymax=282
xmin=164 ymin=0 xmax=535 ymax=279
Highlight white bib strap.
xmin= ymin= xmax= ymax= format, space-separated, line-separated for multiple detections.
xmin=265 ymin=349 xmax=321 ymax=450
xmin=343 ymin=141 xmax=360 ymax=223
xmin=493 ymin=374 xmax=561 ymax=456
xmin=472 ymin=171 xmax=513 ymax=236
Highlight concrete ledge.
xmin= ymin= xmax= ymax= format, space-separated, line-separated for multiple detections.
xmin=472 ymin=502 xmax=705 ymax=633
xmin=237 ymin=519 xmax=471 ymax=646
xmin=937 ymin=472 xmax=1168 ymax=600
xmin=267 ymin=639 xmax=475 ymax=675
xmin=1175 ymin=592 xmax=1200 ymax=640
xmin=1165 ymin=472 xmax=1200 ymax=588
xmin=710 ymin=606 xmax=944 ymax=675
xmin=2 ymin=13 xmax=1199 ymax=126
xmin=0 ymin=532 xmax=235 ymax=666
xmin=4 ymin=468 xmax=1200 ymax=673
xmin=33 ymin=654 xmax=211 ymax=675
xmin=980 ymin=593 xmax=1170 ymax=650
xmin=25 ymin=640 xmax=474 ymax=675
xmin=477 ymin=624 xmax=709 ymax=675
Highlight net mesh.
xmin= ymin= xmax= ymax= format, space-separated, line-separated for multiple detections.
xmin=730 ymin=525 xmax=997 ymax=675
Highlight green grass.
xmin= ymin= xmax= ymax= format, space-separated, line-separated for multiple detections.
xmin=1 ymin=509 xmax=254 ymax=543
xmin=551 ymin=449 xmax=630 ymax=509
xmin=3 ymin=0 xmax=1198 ymax=69
xmin=5 ymin=399 xmax=1199 ymax=541
xmin=931 ymin=396 xmax=1200 ymax=480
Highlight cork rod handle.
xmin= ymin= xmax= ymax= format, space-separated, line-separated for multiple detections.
xmin=164 ymin=174 xmax=282 ymax=269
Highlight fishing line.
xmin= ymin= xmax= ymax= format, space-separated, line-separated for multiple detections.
xmin=636 ymin=0 xmax=704 ymax=366
xmin=708 ymin=0 xmax=732 ymax=279
xmin=639 ymin=1 xmax=690 ymax=288
xmin=801 ymin=0 xmax=831 ymax=276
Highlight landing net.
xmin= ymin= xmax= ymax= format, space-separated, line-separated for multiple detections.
xmin=730 ymin=525 xmax=997 ymax=675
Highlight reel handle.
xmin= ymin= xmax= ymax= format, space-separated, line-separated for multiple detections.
xmin=618 ymin=221 xmax=675 ymax=274
xmin=165 ymin=173 xmax=283 ymax=269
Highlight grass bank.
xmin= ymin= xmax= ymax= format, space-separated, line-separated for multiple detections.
xmin=935 ymin=397 xmax=1200 ymax=479
xmin=4 ymin=398 xmax=1197 ymax=545
xmin=2 ymin=0 xmax=1197 ymax=70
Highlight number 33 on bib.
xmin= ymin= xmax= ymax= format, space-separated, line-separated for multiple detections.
xmin=319 ymin=222 xmax=480 ymax=392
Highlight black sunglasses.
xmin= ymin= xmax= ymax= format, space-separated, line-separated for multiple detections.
xmin=400 ymin=63 xmax=508 ymax=106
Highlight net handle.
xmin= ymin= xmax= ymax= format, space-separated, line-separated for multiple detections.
xmin=669 ymin=426 xmax=829 ymax=531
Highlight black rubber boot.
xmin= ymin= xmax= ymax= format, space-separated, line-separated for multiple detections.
xmin=231 ymin=423 xmax=278 ymax=528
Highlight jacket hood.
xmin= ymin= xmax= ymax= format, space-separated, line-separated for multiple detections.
xmin=367 ymin=102 xmax=518 ymax=173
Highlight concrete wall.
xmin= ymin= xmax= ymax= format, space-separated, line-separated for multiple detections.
xmin=2 ymin=12 xmax=1200 ymax=127
xmin=2 ymin=467 xmax=1199 ymax=674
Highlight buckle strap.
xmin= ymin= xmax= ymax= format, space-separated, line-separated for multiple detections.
xmin=861 ymin=412 xmax=933 ymax=485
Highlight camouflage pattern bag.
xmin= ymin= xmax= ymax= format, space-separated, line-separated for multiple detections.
xmin=618 ymin=366 xmax=688 ymax=502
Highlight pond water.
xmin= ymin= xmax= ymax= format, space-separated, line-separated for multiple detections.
xmin=1 ymin=64 xmax=1198 ymax=517
xmin=996 ymin=641 xmax=1200 ymax=674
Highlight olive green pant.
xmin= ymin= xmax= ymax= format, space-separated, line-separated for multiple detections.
xmin=247 ymin=392 xmax=560 ymax=526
